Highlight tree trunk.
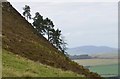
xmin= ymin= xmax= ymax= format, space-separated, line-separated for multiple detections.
xmin=48 ymin=30 xmax=49 ymax=41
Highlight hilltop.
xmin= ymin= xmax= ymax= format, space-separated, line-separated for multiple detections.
xmin=2 ymin=2 xmax=101 ymax=79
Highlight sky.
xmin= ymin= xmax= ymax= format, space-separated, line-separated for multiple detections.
xmin=8 ymin=1 xmax=118 ymax=48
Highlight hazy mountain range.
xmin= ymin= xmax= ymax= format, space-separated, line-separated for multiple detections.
xmin=67 ymin=46 xmax=118 ymax=58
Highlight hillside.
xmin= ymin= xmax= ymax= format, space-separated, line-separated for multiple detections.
xmin=2 ymin=2 xmax=101 ymax=79
xmin=3 ymin=49 xmax=84 ymax=77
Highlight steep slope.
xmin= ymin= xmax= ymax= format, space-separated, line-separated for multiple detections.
xmin=3 ymin=49 xmax=84 ymax=77
xmin=2 ymin=2 xmax=101 ymax=79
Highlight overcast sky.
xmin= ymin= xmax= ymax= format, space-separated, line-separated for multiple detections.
xmin=8 ymin=1 xmax=118 ymax=48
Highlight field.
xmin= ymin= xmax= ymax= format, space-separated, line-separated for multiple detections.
xmin=2 ymin=49 xmax=83 ymax=77
xmin=90 ymin=64 xmax=118 ymax=77
xmin=74 ymin=59 xmax=118 ymax=77
xmin=74 ymin=59 xmax=118 ymax=66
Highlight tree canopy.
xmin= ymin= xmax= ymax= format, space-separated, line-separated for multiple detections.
xmin=33 ymin=12 xmax=45 ymax=35
xmin=23 ymin=5 xmax=68 ymax=54
xmin=23 ymin=5 xmax=31 ymax=20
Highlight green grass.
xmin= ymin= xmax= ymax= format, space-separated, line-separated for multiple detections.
xmin=89 ymin=64 xmax=118 ymax=77
xmin=74 ymin=59 xmax=119 ymax=77
xmin=2 ymin=49 xmax=84 ymax=77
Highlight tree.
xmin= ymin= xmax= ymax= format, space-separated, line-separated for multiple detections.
xmin=43 ymin=18 xmax=54 ymax=41
xmin=55 ymin=29 xmax=62 ymax=49
xmin=23 ymin=5 xmax=31 ymax=20
xmin=33 ymin=12 xmax=45 ymax=35
xmin=22 ymin=5 xmax=68 ymax=54
xmin=60 ymin=36 xmax=68 ymax=54
xmin=49 ymin=29 xmax=55 ymax=44
xmin=49 ymin=29 xmax=62 ymax=49
xmin=50 ymin=29 xmax=67 ymax=54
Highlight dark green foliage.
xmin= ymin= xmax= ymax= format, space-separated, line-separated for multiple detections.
xmin=33 ymin=12 xmax=45 ymax=35
xmin=23 ymin=5 xmax=31 ymax=20
xmin=43 ymin=18 xmax=54 ymax=41
xmin=32 ymin=12 xmax=67 ymax=54
xmin=49 ymin=29 xmax=62 ymax=48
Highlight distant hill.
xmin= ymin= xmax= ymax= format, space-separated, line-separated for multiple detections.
xmin=67 ymin=46 xmax=118 ymax=58
xmin=2 ymin=2 xmax=101 ymax=79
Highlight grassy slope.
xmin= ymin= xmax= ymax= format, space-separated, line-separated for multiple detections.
xmin=2 ymin=2 xmax=101 ymax=79
xmin=2 ymin=49 xmax=84 ymax=77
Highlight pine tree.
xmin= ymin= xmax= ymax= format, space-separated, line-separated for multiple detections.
xmin=60 ymin=36 xmax=68 ymax=54
xmin=50 ymin=29 xmax=67 ymax=54
xmin=49 ymin=29 xmax=62 ymax=49
xmin=43 ymin=18 xmax=54 ymax=41
xmin=22 ymin=5 xmax=68 ymax=55
xmin=23 ymin=5 xmax=31 ymax=20
xmin=33 ymin=12 xmax=45 ymax=35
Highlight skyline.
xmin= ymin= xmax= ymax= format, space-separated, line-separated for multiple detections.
xmin=9 ymin=1 xmax=118 ymax=48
